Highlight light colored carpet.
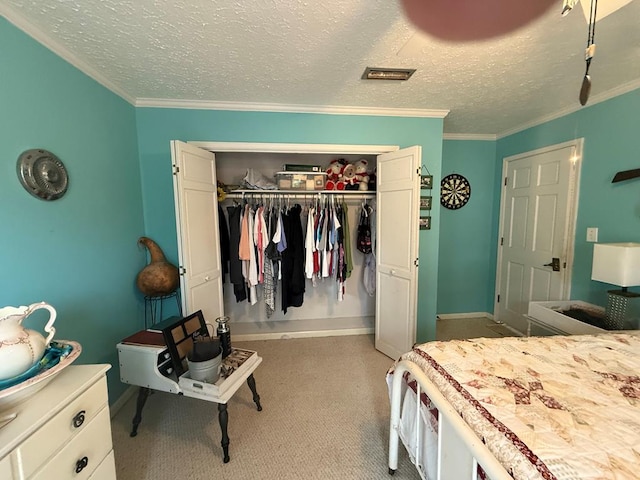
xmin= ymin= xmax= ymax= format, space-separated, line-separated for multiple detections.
xmin=111 ymin=334 xmax=421 ymax=480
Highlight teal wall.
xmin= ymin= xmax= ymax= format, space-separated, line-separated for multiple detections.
xmin=0 ymin=18 xmax=145 ymax=403
xmin=497 ymin=88 xmax=640 ymax=308
xmin=136 ymin=108 xmax=444 ymax=342
xmin=438 ymin=140 xmax=498 ymax=314
xmin=6 ymin=7 xmax=638 ymax=405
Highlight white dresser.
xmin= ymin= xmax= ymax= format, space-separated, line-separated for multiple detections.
xmin=0 ymin=364 xmax=116 ymax=480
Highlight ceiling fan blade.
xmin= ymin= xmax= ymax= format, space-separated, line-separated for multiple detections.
xmin=612 ymin=168 xmax=640 ymax=183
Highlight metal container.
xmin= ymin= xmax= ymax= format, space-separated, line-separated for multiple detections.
xmin=216 ymin=316 xmax=232 ymax=358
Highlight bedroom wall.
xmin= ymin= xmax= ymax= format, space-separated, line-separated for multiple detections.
xmin=438 ymin=140 xmax=498 ymax=315
xmin=135 ymin=108 xmax=444 ymax=342
xmin=0 ymin=18 xmax=145 ymax=403
xmin=497 ymin=87 xmax=640 ymax=308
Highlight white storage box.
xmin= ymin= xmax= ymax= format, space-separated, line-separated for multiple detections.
xmin=528 ymin=300 xmax=606 ymax=335
xmin=275 ymin=171 xmax=326 ymax=190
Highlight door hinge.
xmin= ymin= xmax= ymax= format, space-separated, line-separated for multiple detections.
xmin=563 ymin=261 xmax=567 ymax=268
xmin=504 ymin=177 xmax=507 ymax=186
xmin=497 ymin=294 xmax=500 ymax=303
xmin=172 ymin=165 xmax=180 ymax=175
xmin=500 ymin=237 xmax=504 ymax=246
xmin=416 ymin=168 xmax=421 ymax=175
xmin=179 ymin=266 xmax=186 ymax=275
xmin=414 ymin=258 xmax=419 ymax=267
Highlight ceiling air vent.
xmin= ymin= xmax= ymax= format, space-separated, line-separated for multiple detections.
xmin=361 ymin=67 xmax=416 ymax=81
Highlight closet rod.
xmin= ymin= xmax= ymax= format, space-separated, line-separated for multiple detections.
xmin=225 ymin=190 xmax=376 ymax=200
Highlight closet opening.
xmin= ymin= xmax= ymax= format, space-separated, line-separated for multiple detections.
xmin=188 ymin=142 xmax=398 ymax=341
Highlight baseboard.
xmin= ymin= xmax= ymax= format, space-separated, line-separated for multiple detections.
xmin=437 ymin=312 xmax=494 ymax=320
xmin=233 ymin=327 xmax=374 ymax=342
xmin=110 ymin=385 xmax=136 ymax=419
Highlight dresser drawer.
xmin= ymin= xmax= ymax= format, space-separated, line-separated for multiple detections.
xmin=30 ymin=406 xmax=112 ymax=480
xmin=0 ymin=454 xmax=12 ymax=480
xmin=15 ymin=377 xmax=108 ymax=479
xmin=88 ymin=450 xmax=116 ymax=480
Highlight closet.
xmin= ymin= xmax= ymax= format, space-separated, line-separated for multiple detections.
xmin=171 ymin=141 xmax=421 ymax=359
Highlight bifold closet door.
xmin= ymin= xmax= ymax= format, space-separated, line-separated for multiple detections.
xmin=171 ymin=140 xmax=224 ymax=324
xmin=375 ymin=146 xmax=421 ymax=359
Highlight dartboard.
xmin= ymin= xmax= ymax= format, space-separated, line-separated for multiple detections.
xmin=440 ymin=174 xmax=471 ymax=210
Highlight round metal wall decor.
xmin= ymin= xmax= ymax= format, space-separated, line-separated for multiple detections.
xmin=17 ymin=149 xmax=69 ymax=201
xmin=440 ymin=173 xmax=471 ymax=210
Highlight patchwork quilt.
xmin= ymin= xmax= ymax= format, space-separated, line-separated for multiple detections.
xmin=388 ymin=333 xmax=640 ymax=480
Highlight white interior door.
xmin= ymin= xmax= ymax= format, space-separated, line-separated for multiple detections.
xmin=375 ymin=146 xmax=421 ymax=359
xmin=171 ymin=140 xmax=224 ymax=324
xmin=495 ymin=140 xmax=581 ymax=333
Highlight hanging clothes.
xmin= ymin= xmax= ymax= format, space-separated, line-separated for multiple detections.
xmin=342 ymin=201 xmax=353 ymax=279
xmin=227 ymin=204 xmax=247 ymax=302
xmin=281 ymin=204 xmax=305 ymax=313
xmin=334 ymin=204 xmax=346 ymax=301
xmin=218 ymin=204 xmax=230 ymax=283
xmin=304 ymin=206 xmax=316 ymax=282
xmin=363 ymin=252 xmax=376 ymax=297
xmin=361 ymin=203 xmax=377 ymax=296
xmin=245 ymin=205 xmax=258 ymax=305
xmin=264 ymin=206 xmax=280 ymax=318
xmin=238 ymin=204 xmax=251 ymax=260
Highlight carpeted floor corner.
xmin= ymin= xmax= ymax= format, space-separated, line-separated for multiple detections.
xmin=110 ymin=334 xmax=421 ymax=480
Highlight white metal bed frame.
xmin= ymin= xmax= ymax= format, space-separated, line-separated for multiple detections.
xmin=388 ymin=360 xmax=514 ymax=480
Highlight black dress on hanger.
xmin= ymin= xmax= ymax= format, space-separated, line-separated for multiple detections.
xmin=281 ymin=204 xmax=305 ymax=313
xmin=227 ymin=204 xmax=247 ymax=302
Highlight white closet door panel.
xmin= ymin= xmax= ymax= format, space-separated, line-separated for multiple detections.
xmin=376 ymin=273 xmax=412 ymax=357
xmin=171 ymin=140 xmax=224 ymax=322
xmin=375 ymin=146 xmax=421 ymax=359
xmin=377 ymin=189 xmax=414 ymax=276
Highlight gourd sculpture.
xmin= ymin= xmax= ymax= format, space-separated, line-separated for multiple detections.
xmin=136 ymin=237 xmax=180 ymax=297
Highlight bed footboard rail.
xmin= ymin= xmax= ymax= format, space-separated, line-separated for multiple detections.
xmin=389 ymin=360 xmax=512 ymax=480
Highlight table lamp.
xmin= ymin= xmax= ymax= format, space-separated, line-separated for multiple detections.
xmin=591 ymin=242 xmax=640 ymax=330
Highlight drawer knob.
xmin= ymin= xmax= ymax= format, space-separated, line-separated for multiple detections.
xmin=72 ymin=410 xmax=86 ymax=428
xmin=75 ymin=456 xmax=89 ymax=473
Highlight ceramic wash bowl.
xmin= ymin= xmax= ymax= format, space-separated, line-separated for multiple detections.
xmin=0 ymin=340 xmax=81 ymax=414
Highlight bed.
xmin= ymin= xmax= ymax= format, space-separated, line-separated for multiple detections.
xmin=387 ymin=332 xmax=640 ymax=480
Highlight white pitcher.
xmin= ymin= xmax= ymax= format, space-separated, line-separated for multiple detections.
xmin=0 ymin=302 xmax=57 ymax=381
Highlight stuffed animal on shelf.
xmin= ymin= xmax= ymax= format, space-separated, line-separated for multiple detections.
xmin=342 ymin=163 xmax=359 ymax=190
xmin=325 ymin=158 xmax=347 ymax=190
xmin=354 ymin=159 xmax=370 ymax=191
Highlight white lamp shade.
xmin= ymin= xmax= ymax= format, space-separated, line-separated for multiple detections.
xmin=591 ymin=242 xmax=640 ymax=287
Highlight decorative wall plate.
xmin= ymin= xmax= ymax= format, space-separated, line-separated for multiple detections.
xmin=440 ymin=173 xmax=471 ymax=209
xmin=17 ymin=149 xmax=69 ymax=201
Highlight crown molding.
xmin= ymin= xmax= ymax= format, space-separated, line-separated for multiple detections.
xmin=135 ymin=98 xmax=450 ymax=118
xmin=443 ymin=133 xmax=496 ymax=141
xmin=1 ymin=4 xmax=135 ymax=105
xmin=496 ymin=78 xmax=640 ymax=139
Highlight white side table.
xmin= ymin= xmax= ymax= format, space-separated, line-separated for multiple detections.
xmin=117 ymin=340 xmax=262 ymax=463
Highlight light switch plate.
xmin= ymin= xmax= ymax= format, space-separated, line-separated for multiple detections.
xmin=586 ymin=227 xmax=598 ymax=242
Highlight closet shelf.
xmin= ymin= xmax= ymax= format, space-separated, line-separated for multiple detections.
xmin=225 ymin=189 xmax=376 ymax=199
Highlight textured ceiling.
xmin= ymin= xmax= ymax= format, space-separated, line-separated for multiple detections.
xmin=2 ymin=0 xmax=639 ymax=136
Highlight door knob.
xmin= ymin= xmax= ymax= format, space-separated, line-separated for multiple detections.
xmin=543 ymin=257 xmax=561 ymax=271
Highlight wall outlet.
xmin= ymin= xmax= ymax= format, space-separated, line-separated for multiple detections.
xmin=586 ymin=227 xmax=598 ymax=242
